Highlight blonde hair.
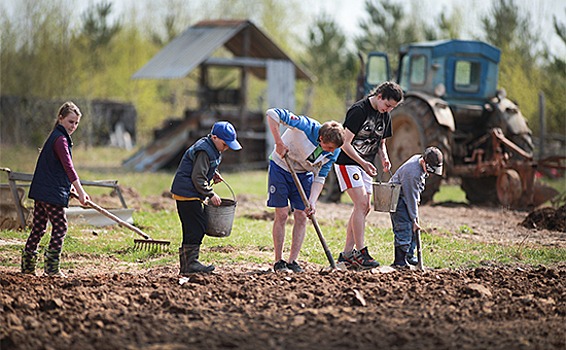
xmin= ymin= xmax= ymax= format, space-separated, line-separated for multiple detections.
xmin=53 ymin=101 xmax=82 ymax=129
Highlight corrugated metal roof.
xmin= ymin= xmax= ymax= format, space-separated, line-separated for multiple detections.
xmin=132 ymin=20 xmax=313 ymax=81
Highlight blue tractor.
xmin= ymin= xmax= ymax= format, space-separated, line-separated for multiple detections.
xmin=357 ymin=39 xmax=547 ymax=208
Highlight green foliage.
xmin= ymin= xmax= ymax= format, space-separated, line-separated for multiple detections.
xmin=0 ymin=0 xmax=563 ymax=148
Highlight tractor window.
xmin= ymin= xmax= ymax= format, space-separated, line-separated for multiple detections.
xmin=410 ymin=55 xmax=426 ymax=85
xmin=367 ymin=55 xmax=389 ymax=86
xmin=454 ymin=60 xmax=481 ymax=92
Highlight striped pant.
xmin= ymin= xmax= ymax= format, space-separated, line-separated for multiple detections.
xmin=24 ymin=201 xmax=67 ymax=253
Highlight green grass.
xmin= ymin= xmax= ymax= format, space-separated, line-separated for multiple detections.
xmin=1 ymin=145 xmax=565 ymax=271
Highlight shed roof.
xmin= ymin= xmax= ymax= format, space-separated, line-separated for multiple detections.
xmin=132 ymin=19 xmax=313 ymax=81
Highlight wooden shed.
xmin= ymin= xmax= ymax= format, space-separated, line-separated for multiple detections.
xmin=125 ymin=19 xmax=314 ymax=171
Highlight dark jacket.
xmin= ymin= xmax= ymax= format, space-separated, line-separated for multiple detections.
xmin=171 ymin=136 xmax=221 ymax=199
xmin=28 ymin=124 xmax=73 ymax=207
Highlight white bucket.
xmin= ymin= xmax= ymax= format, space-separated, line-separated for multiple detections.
xmin=373 ymin=178 xmax=401 ymax=213
xmin=204 ymin=181 xmax=237 ymax=238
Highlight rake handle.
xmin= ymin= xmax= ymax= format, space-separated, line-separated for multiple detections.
xmin=283 ymin=155 xmax=336 ymax=269
xmin=71 ymin=192 xmax=150 ymax=240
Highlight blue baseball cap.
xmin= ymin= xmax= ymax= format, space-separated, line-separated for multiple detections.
xmin=211 ymin=121 xmax=242 ymax=151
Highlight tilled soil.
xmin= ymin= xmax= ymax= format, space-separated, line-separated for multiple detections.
xmin=1 ymin=264 xmax=565 ymax=350
xmin=2 ymin=189 xmax=565 ymax=350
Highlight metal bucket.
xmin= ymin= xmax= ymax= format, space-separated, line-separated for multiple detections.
xmin=372 ymin=172 xmax=401 ymax=212
xmin=204 ymin=180 xmax=237 ymax=238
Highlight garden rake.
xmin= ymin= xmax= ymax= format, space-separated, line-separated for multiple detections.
xmin=71 ymin=192 xmax=170 ymax=250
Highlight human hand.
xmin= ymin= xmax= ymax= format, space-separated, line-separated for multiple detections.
xmin=382 ymin=159 xmax=391 ymax=173
xmin=363 ymin=161 xmax=377 ymax=177
xmin=210 ymin=193 xmax=222 ymax=206
xmin=212 ymin=172 xmax=223 ymax=184
xmin=305 ymin=201 xmax=316 ymax=217
xmin=275 ymin=142 xmax=289 ymax=158
xmin=413 ymin=221 xmax=421 ymax=233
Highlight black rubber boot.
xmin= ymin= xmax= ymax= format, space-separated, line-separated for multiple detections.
xmin=179 ymin=244 xmax=214 ymax=275
xmin=392 ymin=245 xmax=410 ymax=268
xmin=21 ymin=250 xmax=38 ymax=275
xmin=44 ymin=249 xmax=66 ymax=277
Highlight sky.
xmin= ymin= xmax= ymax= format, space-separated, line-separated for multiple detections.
xmin=311 ymin=0 xmax=565 ymax=57
xmin=3 ymin=0 xmax=565 ymax=57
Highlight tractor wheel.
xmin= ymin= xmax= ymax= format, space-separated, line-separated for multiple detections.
xmin=388 ymin=97 xmax=452 ymax=204
xmin=460 ymin=176 xmax=498 ymax=205
xmin=496 ymin=169 xmax=523 ymax=207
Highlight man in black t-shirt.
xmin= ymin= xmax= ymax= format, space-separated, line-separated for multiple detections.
xmin=334 ymin=81 xmax=403 ymax=270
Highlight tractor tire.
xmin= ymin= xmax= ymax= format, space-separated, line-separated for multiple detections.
xmin=388 ymin=97 xmax=452 ymax=204
xmin=460 ymin=176 xmax=499 ymax=205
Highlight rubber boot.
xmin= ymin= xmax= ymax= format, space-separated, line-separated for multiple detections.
xmin=44 ymin=249 xmax=66 ymax=277
xmin=21 ymin=250 xmax=38 ymax=275
xmin=392 ymin=244 xmax=410 ymax=268
xmin=179 ymin=244 xmax=214 ymax=275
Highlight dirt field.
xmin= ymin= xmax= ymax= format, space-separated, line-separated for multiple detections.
xmin=1 ymin=193 xmax=565 ymax=350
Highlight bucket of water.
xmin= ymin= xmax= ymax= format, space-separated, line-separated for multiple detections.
xmin=372 ymin=171 xmax=401 ymax=212
xmin=205 ymin=180 xmax=237 ymax=237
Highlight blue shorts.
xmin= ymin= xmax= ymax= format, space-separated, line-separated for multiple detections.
xmin=267 ymin=160 xmax=313 ymax=211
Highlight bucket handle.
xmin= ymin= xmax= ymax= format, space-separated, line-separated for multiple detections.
xmin=376 ymin=169 xmax=394 ymax=184
xmin=218 ymin=179 xmax=236 ymax=201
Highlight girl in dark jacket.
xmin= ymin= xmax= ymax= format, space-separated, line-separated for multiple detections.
xmin=21 ymin=101 xmax=90 ymax=277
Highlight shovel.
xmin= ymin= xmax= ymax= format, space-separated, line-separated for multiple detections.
xmin=71 ymin=192 xmax=170 ymax=250
xmin=415 ymin=229 xmax=424 ymax=271
xmin=283 ymin=155 xmax=336 ymax=269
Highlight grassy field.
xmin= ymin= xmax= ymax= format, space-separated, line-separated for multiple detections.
xmin=1 ymin=145 xmax=564 ymax=271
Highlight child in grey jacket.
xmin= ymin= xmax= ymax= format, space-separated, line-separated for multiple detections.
xmin=389 ymin=146 xmax=443 ymax=267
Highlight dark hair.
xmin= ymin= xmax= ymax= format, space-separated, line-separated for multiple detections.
xmin=319 ymin=121 xmax=345 ymax=147
xmin=53 ymin=101 xmax=82 ymax=129
xmin=369 ymin=81 xmax=404 ymax=102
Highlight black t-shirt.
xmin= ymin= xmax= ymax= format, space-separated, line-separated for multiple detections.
xmin=336 ymin=97 xmax=392 ymax=165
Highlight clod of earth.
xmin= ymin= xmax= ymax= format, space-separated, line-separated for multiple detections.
xmin=521 ymin=205 xmax=566 ymax=232
xmin=1 ymin=264 xmax=565 ymax=350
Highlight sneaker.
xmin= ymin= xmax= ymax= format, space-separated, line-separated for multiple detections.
xmin=273 ymin=259 xmax=290 ymax=272
xmin=286 ymin=260 xmax=303 ymax=273
xmin=337 ymin=250 xmax=356 ymax=268
xmin=352 ymin=247 xmax=380 ymax=270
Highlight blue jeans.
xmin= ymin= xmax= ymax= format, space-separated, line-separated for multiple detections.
xmin=389 ymin=196 xmax=416 ymax=255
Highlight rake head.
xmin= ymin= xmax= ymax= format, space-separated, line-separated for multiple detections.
xmin=133 ymin=239 xmax=171 ymax=251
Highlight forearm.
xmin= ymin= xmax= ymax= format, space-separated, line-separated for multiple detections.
xmin=308 ymin=181 xmax=325 ymax=204
xmin=192 ymin=152 xmax=214 ymax=197
xmin=378 ymin=140 xmax=389 ymax=163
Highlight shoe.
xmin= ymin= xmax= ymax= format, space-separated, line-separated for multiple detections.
xmin=352 ymin=247 xmax=380 ymax=270
xmin=337 ymin=250 xmax=356 ymax=268
xmin=273 ymin=259 xmax=290 ymax=272
xmin=286 ymin=260 xmax=303 ymax=273
xmin=406 ymin=255 xmax=418 ymax=266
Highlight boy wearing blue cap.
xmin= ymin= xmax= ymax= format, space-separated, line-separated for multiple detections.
xmin=171 ymin=121 xmax=242 ymax=275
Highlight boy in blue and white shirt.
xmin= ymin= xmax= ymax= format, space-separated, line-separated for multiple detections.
xmin=266 ymin=108 xmax=345 ymax=272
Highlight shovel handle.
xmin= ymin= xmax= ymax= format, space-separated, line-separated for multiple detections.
xmin=415 ymin=229 xmax=424 ymax=271
xmin=283 ymin=155 xmax=336 ymax=269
